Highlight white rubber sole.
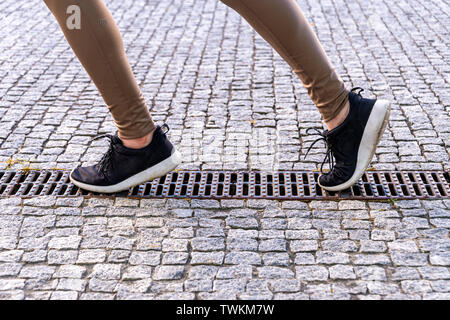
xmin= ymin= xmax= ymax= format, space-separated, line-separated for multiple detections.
xmin=70 ymin=149 xmax=182 ymax=193
xmin=319 ymin=99 xmax=391 ymax=191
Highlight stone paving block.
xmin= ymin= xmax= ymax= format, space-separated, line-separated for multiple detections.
xmin=213 ymin=279 xmax=247 ymax=293
xmin=128 ymin=251 xmax=161 ymax=266
xmin=227 ymin=229 xmax=258 ymax=239
xmin=239 ymin=292 xmax=274 ymax=300
xmin=245 ymin=279 xmax=270 ymax=294
xmin=429 ymin=252 xmax=450 ymax=266
xmin=322 ymin=240 xmax=358 ymax=252
xmin=360 ymin=240 xmax=387 ymax=253
xmin=263 ymin=252 xmax=290 ymax=267
xmin=50 ymin=291 xmax=78 ymax=300
xmin=290 ymin=240 xmax=318 ymax=252
xmin=287 ymin=218 xmax=313 ymax=230
xmin=273 ymin=292 xmax=309 ymax=300
xmin=367 ymin=281 xmax=400 ymax=295
xmin=332 ymin=281 xmax=367 ymax=295
xmin=423 ymin=293 xmax=450 ymax=300
xmin=224 ymin=251 xmax=262 ymax=265
xmin=352 ymin=254 xmax=391 ymax=266
xmin=47 ymin=250 xmax=78 ymax=265
xmin=107 ymin=236 xmax=135 ymax=251
xmin=77 ymin=250 xmax=107 ymax=264
xmin=430 ymin=280 xmax=450 ymax=293
xmin=90 ymin=264 xmax=122 ymax=280
xmin=322 ymin=229 xmax=348 ymax=240
xmin=296 ymin=266 xmax=329 ymax=281
xmin=0 ymin=250 xmax=23 ymax=263
xmin=187 ymin=266 xmax=218 ymax=280
xmin=54 ymin=265 xmax=86 ymax=279
xmin=0 ymin=279 xmax=25 ymax=291
xmin=185 ymin=280 xmax=213 ymax=292
xmin=259 ymin=230 xmax=285 ymax=239
xmin=162 ymin=239 xmax=189 ymax=252
xmin=0 ymin=290 xmax=25 ymax=300
xmin=48 ymin=236 xmax=82 ymax=250
xmin=285 ymin=229 xmax=319 ymax=240
xmin=316 ymin=251 xmax=350 ymax=264
xmin=391 ymin=252 xmax=428 ymax=266
xmin=329 ymin=265 xmax=357 ymax=280
xmin=122 ymin=266 xmax=152 ymax=280
xmin=269 ymin=279 xmax=301 ymax=293
xmin=401 ymin=280 xmax=432 ymax=294
xmin=150 ymin=281 xmax=184 ymax=294
xmin=24 ymin=278 xmax=58 ymax=291
xmin=257 ymin=267 xmax=295 ymax=279
xmin=349 ymin=230 xmax=370 ymax=240
xmin=216 ymin=265 xmax=253 ymax=279
xmin=0 ymin=236 xmax=18 ymax=250
xmin=198 ymin=291 xmax=237 ymax=300
xmin=191 ymin=237 xmax=225 ymax=251
xmin=226 ymin=238 xmax=258 ymax=251
xmin=88 ymin=278 xmax=118 ymax=293
xmin=80 ymin=293 xmax=115 ymax=300
xmin=56 ymin=279 xmax=87 ymax=292
xmin=388 ymin=240 xmax=419 ymax=252
xmin=116 ymin=279 xmax=152 ymax=294
xmin=25 ymin=291 xmax=52 ymax=300
xmin=196 ymin=227 xmax=226 ymax=237
xmin=162 ymin=252 xmax=189 ymax=265
xmin=418 ymin=267 xmax=450 ymax=280
xmin=226 ymin=217 xmax=258 ymax=229
xmin=259 ymin=239 xmax=287 ymax=252
xmin=220 ymin=200 xmax=246 ymax=208
xmin=108 ymin=250 xmax=130 ymax=263
xmin=190 ymin=252 xmax=224 ymax=265
xmin=170 ymin=227 xmax=194 ymax=239
xmin=19 ymin=266 xmax=55 ymax=280
xmin=384 ymin=293 xmax=422 ymax=300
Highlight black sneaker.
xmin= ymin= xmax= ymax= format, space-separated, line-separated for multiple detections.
xmin=305 ymin=87 xmax=391 ymax=191
xmin=70 ymin=124 xmax=182 ymax=193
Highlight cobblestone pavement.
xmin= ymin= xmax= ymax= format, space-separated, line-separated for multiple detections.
xmin=0 ymin=0 xmax=449 ymax=300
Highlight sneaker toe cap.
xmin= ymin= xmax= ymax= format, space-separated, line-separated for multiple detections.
xmin=70 ymin=166 xmax=83 ymax=182
xmin=71 ymin=165 xmax=105 ymax=185
xmin=318 ymin=173 xmax=335 ymax=187
xmin=318 ymin=172 xmax=349 ymax=189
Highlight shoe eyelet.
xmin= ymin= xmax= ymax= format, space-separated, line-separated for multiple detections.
xmin=161 ymin=123 xmax=170 ymax=134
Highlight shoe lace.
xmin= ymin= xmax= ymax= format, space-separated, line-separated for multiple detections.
xmin=351 ymin=86 xmax=364 ymax=96
xmin=303 ymin=87 xmax=364 ymax=175
xmin=91 ymin=134 xmax=118 ymax=178
xmin=304 ymin=128 xmax=335 ymax=174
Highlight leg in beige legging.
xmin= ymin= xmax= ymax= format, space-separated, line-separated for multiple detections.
xmin=43 ymin=0 xmax=155 ymax=146
xmin=220 ymin=0 xmax=350 ymax=128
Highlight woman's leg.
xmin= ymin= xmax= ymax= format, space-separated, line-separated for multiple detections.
xmin=221 ymin=0 xmax=391 ymax=191
xmin=43 ymin=0 xmax=181 ymax=193
xmin=43 ymin=0 xmax=155 ymax=145
xmin=220 ymin=0 xmax=349 ymax=129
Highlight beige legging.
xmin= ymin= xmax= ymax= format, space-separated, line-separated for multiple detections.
xmin=43 ymin=0 xmax=349 ymax=140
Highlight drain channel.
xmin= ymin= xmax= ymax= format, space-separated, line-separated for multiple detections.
xmin=0 ymin=170 xmax=448 ymax=200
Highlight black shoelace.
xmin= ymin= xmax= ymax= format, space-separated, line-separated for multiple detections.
xmin=91 ymin=134 xmax=118 ymax=179
xmin=303 ymin=87 xmax=365 ymax=175
xmin=351 ymin=87 xmax=364 ymax=96
xmin=304 ymin=128 xmax=335 ymax=174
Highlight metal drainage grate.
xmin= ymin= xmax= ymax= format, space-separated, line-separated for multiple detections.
xmin=0 ymin=170 xmax=449 ymax=200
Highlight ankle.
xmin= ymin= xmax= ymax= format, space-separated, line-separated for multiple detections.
xmin=121 ymin=128 xmax=156 ymax=149
xmin=326 ymin=100 xmax=350 ymax=130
